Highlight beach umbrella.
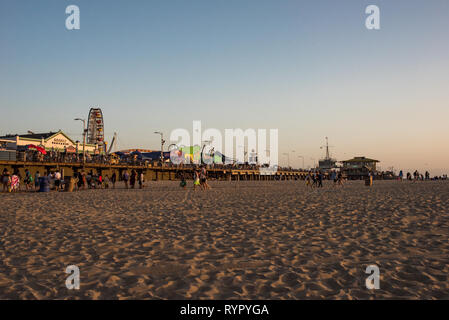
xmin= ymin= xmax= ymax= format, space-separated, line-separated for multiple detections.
xmin=26 ymin=144 xmax=47 ymax=155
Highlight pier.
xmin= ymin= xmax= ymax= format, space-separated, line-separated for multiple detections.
xmin=0 ymin=160 xmax=309 ymax=182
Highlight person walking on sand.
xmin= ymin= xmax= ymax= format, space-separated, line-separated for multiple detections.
xmin=305 ymin=173 xmax=311 ymax=188
xmin=130 ymin=170 xmax=137 ymax=189
xmin=111 ymin=172 xmax=117 ymax=189
xmin=337 ymin=172 xmax=344 ymax=186
xmin=317 ymin=171 xmax=323 ymax=188
xmin=200 ymin=166 xmax=210 ymax=190
xmin=399 ymin=170 xmax=403 ymax=181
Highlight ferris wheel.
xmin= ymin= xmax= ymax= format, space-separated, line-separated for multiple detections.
xmin=86 ymin=107 xmax=105 ymax=151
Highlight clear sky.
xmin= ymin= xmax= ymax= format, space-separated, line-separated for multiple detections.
xmin=1 ymin=0 xmax=448 ymax=174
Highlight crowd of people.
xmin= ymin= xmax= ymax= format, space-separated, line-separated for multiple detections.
xmin=305 ymin=171 xmax=345 ymax=188
xmin=1 ymin=164 xmax=447 ymax=193
xmin=398 ymin=170 xmax=447 ymax=181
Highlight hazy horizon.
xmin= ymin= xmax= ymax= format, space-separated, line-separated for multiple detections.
xmin=1 ymin=0 xmax=448 ymax=174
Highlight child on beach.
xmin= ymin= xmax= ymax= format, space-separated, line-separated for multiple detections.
xmin=10 ymin=174 xmax=19 ymax=192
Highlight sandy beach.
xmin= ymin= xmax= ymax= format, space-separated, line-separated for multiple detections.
xmin=0 ymin=180 xmax=448 ymax=299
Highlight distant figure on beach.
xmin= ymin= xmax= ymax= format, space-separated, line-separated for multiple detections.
xmin=337 ymin=172 xmax=344 ymax=186
xmin=2 ymin=168 xmax=11 ymax=192
xmin=123 ymin=170 xmax=129 ymax=189
xmin=104 ymin=175 xmax=110 ymax=189
xmin=54 ymin=170 xmax=61 ymax=191
xmin=425 ymin=171 xmax=430 ymax=180
xmin=14 ymin=169 xmax=22 ymax=191
xmin=10 ymin=174 xmax=19 ymax=192
xmin=317 ymin=172 xmax=323 ymax=188
xmin=138 ymin=172 xmax=144 ymax=189
xmin=311 ymin=172 xmax=317 ymax=188
xmin=97 ymin=173 xmax=103 ymax=189
xmin=130 ymin=170 xmax=137 ymax=189
xmin=193 ymin=170 xmax=200 ymax=190
xmin=179 ymin=172 xmax=187 ymax=188
xmin=200 ymin=167 xmax=211 ymax=190
xmin=24 ymin=169 xmax=33 ymax=191
xmin=305 ymin=173 xmax=312 ymax=188
xmin=34 ymin=171 xmax=40 ymax=190
xmin=413 ymin=170 xmax=420 ymax=182
xmin=111 ymin=172 xmax=117 ymax=189
xmin=330 ymin=171 xmax=337 ymax=186
xmin=399 ymin=170 xmax=403 ymax=181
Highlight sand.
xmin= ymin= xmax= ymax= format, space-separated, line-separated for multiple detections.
xmin=0 ymin=180 xmax=448 ymax=299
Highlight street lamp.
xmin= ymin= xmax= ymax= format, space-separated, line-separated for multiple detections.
xmin=154 ymin=131 xmax=165 ymax=164
xmin=310 ymin=157 xmax=316 ymax=169
xmin=74 ymin=118 xmax=86 ymax=165
xmin=298 ymin=155 xmax=304 ymax=170
xmin=282 ymin=152 xmax=290 ymax=168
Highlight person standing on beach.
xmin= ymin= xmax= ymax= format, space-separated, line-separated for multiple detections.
xmin=24 ymin=169 xmax=33 ymax=191
xmin=98 ymin=173 xmax=103 ymax=189
xmin=138 ymin=171 xmax=144 ymax=189
xmin=200 ymin=166 xmax=211 ymax=190
xmin=193 ymin=170 xmax=200 ymax=190
xmin=2 ymin=168 xmax=10 ymax=192
xmin=104 ymin=175 xmax=110 ymax=189
xmin=34 ymin=170 xmax=40 ymax=190
xmin=54 ymin=170 xmax=61 ymax=191
xmin=111 ymin=172 xmax=117 ymax=189
xmin=123 ymin=170 xmax=129 ymax=189
xmin=130 ymin=170 xmax=137 ymax=189
xmin=399 ymin=170 xmax=403 ymax=181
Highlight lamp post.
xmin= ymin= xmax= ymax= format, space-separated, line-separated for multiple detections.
xmin=310 ymin=157 xmax=316 ymax=169
xmin=298 ymin=155 xmax=304 ymax=170
xmin=74 ymin=118 xmax=86 ymax=165
xmin=154 ymin=131 xmax=165 ymax=164
xmin=283 ymin=152 xmax=290 ymax=168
